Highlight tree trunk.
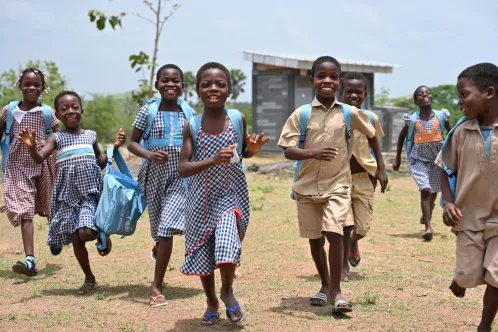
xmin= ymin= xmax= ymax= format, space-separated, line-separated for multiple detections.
xmin=149 ymin=0 xmax=162 ymax=97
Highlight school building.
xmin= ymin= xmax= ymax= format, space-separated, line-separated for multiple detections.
xmin=242 ymin=50 xmax=405 ymax=153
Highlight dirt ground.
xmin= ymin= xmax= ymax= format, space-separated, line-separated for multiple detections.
xmin=0 ymin=162 xmax=494 ymax=331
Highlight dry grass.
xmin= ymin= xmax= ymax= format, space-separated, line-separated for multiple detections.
xmin=0 ymin=170 xmax=495 ymax=331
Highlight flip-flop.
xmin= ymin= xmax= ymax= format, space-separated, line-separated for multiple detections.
xmin=200 ymin=311 xmax=221 ymax=326
xmin=226 ymin=302 xmax=245 ymax=324
xmin=341 ymin=274 xmax=350 ymax=282
xmin=77 ymin=280 xmax=97 ymax=294
xmin=349 ymin=250 xmax=361 ymax=267
xmin=332 ymin=298 xmax=353 ymax=314
xmin=422 ymin=230 xmax=433 ymax=241
xmin=149 ymin=294 xmax=168 ymax=308
xmin=310 ymin=292 xmax=329 ymax=306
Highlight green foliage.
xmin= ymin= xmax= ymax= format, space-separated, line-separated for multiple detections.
xmin=0 ymin=60 xmax=68 ymax=111
xmin=88 ymin=10 xmax=124 ymax=30
xmin=183 ymin=71 xmax=195 ymax=103
xmin=230 ymin=69 xmax=247 ymax=102
xmin=374 ymin=87 xmax=415 ymax=110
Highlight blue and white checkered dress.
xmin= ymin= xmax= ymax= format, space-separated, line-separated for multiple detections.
xmin=133 ymin=104 xmax=190 ymax=242
xmin=404 ymin=110 xmax=450 ymax=193
xmin=181 ymin=120 xmax=250 ymax=276
xmin=47 ymin=130 xmax=103 ymax=246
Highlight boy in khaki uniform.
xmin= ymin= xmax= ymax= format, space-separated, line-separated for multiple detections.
xmin=339 ymin=73 xmax=386 ymax=282
xmin=278 ymin=56 xmax=388 ymax=314
xmin=436 ymin=63 xmax=498 ymax=332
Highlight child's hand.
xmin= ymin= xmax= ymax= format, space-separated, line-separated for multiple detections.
xmin=211 ymin=145 xmax=235 ymax=166
xmin=114 ymin=128 xmax=126 ymax=150
xmin=149 ymin=150 xmax=170 ymax=164
xmin=374 ymin=169 xmax=389 ymax=193
xmin=18 ymin=128 xmax=36 ymax=149
xmin=442 ymin=203 xmax=462 ymax=227
xmin=245 ymin=133 xmax=270 ymax=155
xmin=392 ymin=157 xmax=401 ymax=171
xmin=311 ymin=147 xmax=338 ymax=161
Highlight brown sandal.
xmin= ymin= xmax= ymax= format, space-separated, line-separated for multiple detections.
xmin=97 ymin=236 xmax=112 ymax=256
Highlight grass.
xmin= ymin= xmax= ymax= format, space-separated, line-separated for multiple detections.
xmin=0 ymin=170 xmax=494 ymax=331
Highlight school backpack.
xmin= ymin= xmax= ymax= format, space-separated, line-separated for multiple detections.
xmin=439 ymin=116 xmax=468 ymax=208
xmin=94 ymin=147 xmax=147 ymax=251
xmin=189 ymin=109 xmax=244 ymax=161
xmin=290 ymin=103 xmax=353 ymax=200
xmin=1 ymin=101 xmax=53 ymax=172
xmin=405 ymin=109 xmax=446 ymax=159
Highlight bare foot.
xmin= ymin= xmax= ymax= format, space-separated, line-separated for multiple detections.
xmin=449 ymin=280 xmax=466 ymax=298
xmin=422 ymin=228 xmax=433 ymax=241
xmin=477 ymin=324 xmax=492 ymax=332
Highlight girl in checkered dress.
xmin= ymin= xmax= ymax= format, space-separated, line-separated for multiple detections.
xmin=179 ymin=62 xmax=269 ymax=326
xmin=393 ymin=86 xmax=452 ymax=240
xmin=19 ymin=91 xmax=125 ymax=293
xmin=127 ymin=64 xmax=194 ymax=308
xmin=0 ymin=68 xmax=60 ymax=277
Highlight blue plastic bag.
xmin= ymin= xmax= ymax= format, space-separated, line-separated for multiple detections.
xmin=95 ymin=148 xmax=146 ymax=250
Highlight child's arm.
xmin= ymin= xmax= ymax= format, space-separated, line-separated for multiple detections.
xmin=366 ymin=136 xmax=388 ymax=193
xmin=18 ymin=129 xmax=57 ymax=163
xmin=179 ymin=121 xmax=234 ymax=178
xmin=241 ymin=113 xmax=269 ymax=158
xmin=94 ymin=128 xmax=126 ymax=170
xmin=440 ymin=170 xmax=462 ymax=227
xmin=127 ymin=128 xmax=170 ymax=164
xmin=393 ymin=125 xmax=408 ymax=171
xmin=0 ymin=118 xmax=5 ymax=142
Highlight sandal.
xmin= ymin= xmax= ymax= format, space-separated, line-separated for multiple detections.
xmin=310 ymin=292 xmax=329 ymax=306
xmin=149 ymin=294 xmax=168 ymax=308
xmin=226 ymin=302 xmax=245 ymax=324
xmin=96 ymin=235 xmax=112 ymax=256
xmin=12 ymin=261 xmax=38 ymax=277
xmin=349 ymin=250 xmax=361 ymax=267
xmin=200 ymin=311 xmax=221 ymax=326
xmin=332 ymin=298 xmax=353 ymax=314
xmin=77 ymin=279 xmax=97 ymax=294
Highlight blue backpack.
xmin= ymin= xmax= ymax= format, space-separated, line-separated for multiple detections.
xmin=439 ymin=116 xmax=468 ymax=208
xmin=189 ymin=109 xmax=244 ymax=161
xmin=95 ymin=147 xmax=147 ymax=251
xmin=290 ymin=103 xmax=353 ymax=200
xmin=1 ymin=101 xmax=52 ymax=172
xmin=405 ymin=109 xmax=446 ymax=159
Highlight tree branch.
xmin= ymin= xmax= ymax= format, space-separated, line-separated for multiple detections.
xmin=158 ymin=4 xmax=182 ymax=35
xmin=143 ymin=0 xmax=157 ymax=14
xmin=128 ymin=12 xmax=155 ymax=25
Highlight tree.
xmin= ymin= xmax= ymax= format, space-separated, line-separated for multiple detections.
xmin=230 ymin=69 xmax=246 ymax=103
xmin=88 ymin=1 xmax=184 ymax=105
xmin=0 ymin=60 xmax=68 ymax=110
xmin=183 ymin=71 xmax=195 ymax=104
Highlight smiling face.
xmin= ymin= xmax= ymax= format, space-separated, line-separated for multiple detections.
xmin=342 ymin=79 xmax=367 ymax=108
xmin=310 ymin=62 xmax=341 ymax=101
xmin=56 ymin=94 xmax=83 ymax=129
xmin=456 ymin=78 xmax=493 ymax=120
xmin=155 ymin=68 xmax=184 ymax=100
xmin=197 ymin=68 xmax=229 ymax=109
xmin=19 ymin=71 xmax=44 ymax=104
xmin=414 ymin=86 xmax=433 ymax=107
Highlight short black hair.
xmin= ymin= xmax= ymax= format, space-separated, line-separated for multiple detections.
xmin=458 ymin=63 xmax=498 ymax=93
xmin=342 ymin=72 xmax=368 ymax=90
xmin=18 ymin=68 xmax=48 ymax=90
xmin=413 ymin=85 xmax=430 ymax=102
xmin=311 ymin=56 xmax=341 ymax=77
xmin=195 ymin=62 xmax=231 ymax=95
xmin=156 ymin=64 xmax=184 ymax=82
xmin=54 ymin=91 xmax=83 ymax=111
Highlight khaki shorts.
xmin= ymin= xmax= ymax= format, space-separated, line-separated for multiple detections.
xmin=454 ymin=225 xmax=498 ymax=289
xmin=345 ymin=172 xmax=374 ymax=236
xmin=294 ymin=187 xmax=351 ymax=239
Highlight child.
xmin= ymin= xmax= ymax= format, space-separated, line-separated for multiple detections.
xmin=179 ymin=62 xmax=269 ymax=325
xmin=19 ymin=91 xmax=125 ymax=292
xmin=436 ymin=63 xmax=498 ymax=332
xmin=0 ymin=68 xmax=60 ymax=276
xmin=340 ymin=72 xmax=387 ymax=282
xmin=393 ymin=85 xmax=452 ymax=240
xmin=278 ymin=56 xmax=388 ymax=314
xmin=127 ymin=64 xmax=194 ymax=307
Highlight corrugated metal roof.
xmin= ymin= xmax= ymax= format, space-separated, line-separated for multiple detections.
xmin=242 ymin=50 xmax=397 ymax=74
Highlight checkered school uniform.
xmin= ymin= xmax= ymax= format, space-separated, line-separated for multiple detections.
xmin=0 ymin=105 xmax=59 ymax=226
xmin=403 ymin=110 xmax=450 ymax=193
xmin=133 ymin=104 xmax=192 ymax=242
xmin=181 ymin=120 xmax=250 ymax=276
xmin=47 ymin=131 xmax=103 ymax=246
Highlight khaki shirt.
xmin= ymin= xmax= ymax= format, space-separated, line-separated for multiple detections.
xmin=351 ymin=111 xmax=385 ymax=176
xmin=278 ymin=97 xmax=375 ymax=196
xmin=435 ymin=119 xmax=498 ymax=232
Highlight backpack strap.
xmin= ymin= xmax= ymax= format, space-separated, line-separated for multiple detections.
xmin=433 ymin=109 xmax=446 ymax=133
xmin=189 ymin=114 xmax=203 ymax=158
xmin=2 ymin=101 xmax=20 ymax=172
xmin=226 ymin=109 xmax=244 ymax=157
xmin=362 ymin=108 xmax=377 ymax=157
xmin=41 ymin=104 xmax=53 ymax=137
xmin=405 ymin=111 xmax=419 ymax=159
xmin=340 ymin=104 xmax=353 ymax=151
xmin=142 ymin=98 xmax=160 ymax=142
xmin=298 ymin=104 xmax=312 ymax=149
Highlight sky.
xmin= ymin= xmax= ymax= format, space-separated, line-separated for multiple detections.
xmin=1 ymin=0 xmax=497 ymax=102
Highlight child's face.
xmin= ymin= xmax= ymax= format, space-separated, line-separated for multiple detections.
xmin=56 ymin=95 xmax=83 ymax=128
xmin=198 ymin=68 xmax=229 ymax=109
xmin=457 ymin=78 xmax=492 ymax=120
xmin=414 ymin=86 xmax=433 ymax=107
xmin=342 ymin=79 xmax=366 ymax=108
xmin=155 ymin=68 xmax=184 ymax=101
xmin=19 ymin=72 xmax=43 ymax=104
xmin=310 ymin=62 xmax=340 ymax=100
